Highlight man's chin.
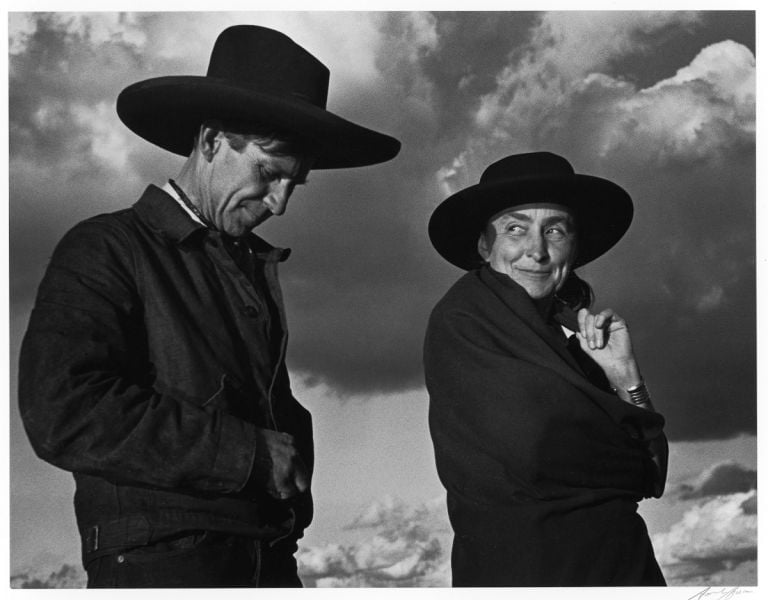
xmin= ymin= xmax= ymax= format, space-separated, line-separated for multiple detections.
xmin=225 ymin=215 xmax=270 ymax=236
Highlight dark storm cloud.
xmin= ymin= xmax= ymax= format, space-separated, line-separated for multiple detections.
xmin=8 ymin=12 xmax=756 ymax=440
xmin=676 ymin=461 xmax=757 ymax=500
xmin=10 ymin=564 xmax=84 ymax=589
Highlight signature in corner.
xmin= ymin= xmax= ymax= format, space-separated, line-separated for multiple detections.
xmin=688 ymin=587 xmax=753 ymax=600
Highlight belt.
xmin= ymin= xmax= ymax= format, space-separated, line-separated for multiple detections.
xmin=81 ymin=509 xmax=296 ymax=561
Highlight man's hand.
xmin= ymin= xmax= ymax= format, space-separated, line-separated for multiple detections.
xmin=262 ymin=429 xmax=310 ymax=501
xmin=575 ymin=307 xmax=641 ymax=391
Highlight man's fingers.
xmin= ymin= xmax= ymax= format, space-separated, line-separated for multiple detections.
xmin=263 ymin=429 xmax=310 ymax=500
xmin=272 ymin=460 xmax=309 ymax=500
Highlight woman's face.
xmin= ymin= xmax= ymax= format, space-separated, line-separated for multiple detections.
xmin=478 ymin=204 xmax=577 ymax=299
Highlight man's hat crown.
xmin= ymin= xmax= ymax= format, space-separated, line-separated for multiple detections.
xmin=116 ymin=24 xmax=400 ymax=168
xmin=206 ymin=25 xmax=329 ymax=108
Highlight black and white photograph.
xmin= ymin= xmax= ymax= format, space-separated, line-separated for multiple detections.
xmin=7 ymin=8 xmax=757 ymax=591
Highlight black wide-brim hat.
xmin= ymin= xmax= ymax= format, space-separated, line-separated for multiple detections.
xmin=428 ymin=152 xmax=633 ymax=269
xmin=117 ymin=25 xmax=400 ymax=169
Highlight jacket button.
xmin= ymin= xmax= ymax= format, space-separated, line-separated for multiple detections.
xmin=116 ymin=555 xmax=125 ymax=564
xmin=242 ymin=306 xmax=259 ymax=318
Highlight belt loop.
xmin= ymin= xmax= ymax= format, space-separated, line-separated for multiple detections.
xmin=251 ymin=539 xmax=262 ymax=586
xmin=86 ymin=525 xmax=100 ymax=552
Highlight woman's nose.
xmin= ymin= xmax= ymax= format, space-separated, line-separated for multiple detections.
xmin=525 ymin=233 xmax=549 ymax=261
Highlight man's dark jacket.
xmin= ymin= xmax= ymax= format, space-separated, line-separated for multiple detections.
xmin=18 ymin=185 xmax=313 ymax=566
xmin=424 ymin=266 xmax=666 ymax=586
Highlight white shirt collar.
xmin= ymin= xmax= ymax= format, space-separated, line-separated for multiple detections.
xmin=162 ymin=181 xmax=204 ymax=226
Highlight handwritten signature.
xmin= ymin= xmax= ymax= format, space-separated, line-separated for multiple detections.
xmin=688 ymin=587 xmax=753 ymax=600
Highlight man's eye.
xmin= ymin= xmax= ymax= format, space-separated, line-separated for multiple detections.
xmin=506 ymin=224 xmax=525 ymax=233
xmin=257 ymin=165 xmax=278 ymax=181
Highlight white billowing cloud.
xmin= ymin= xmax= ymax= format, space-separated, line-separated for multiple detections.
xmin=533 ymin=11 xmax=701 ymax=80
xmin=652 ymin=39 xmax=755 ymax=108
xmin=9 ymin=12 xmax=146 ymax=54
xmin=653 ymin=490 xmax=757 ymax=574
xmin=601 ymin=40 xmax=755 ymax=162
xmin=70 ymin=101 xmax=134 ymax=172
xmin=461 ymin=12 xmax=754 ymax=183
xmin=297 ymin=495 xmax=451 ymax=587
xmin=474 ymin=11 xmax=700 ymax=132
xmin=373 ymin=11 xmax=439 ymax=91
xmin=436 ymin=151 xmax=470 ymax=197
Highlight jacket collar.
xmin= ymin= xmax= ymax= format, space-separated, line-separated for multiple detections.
xmin=132 ymin=184 xmax=291 ymax=261
xmin=133 ymin=185 xmax=205 ymax=243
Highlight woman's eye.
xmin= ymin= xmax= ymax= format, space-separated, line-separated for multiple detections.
xmin=546 ymin=227 xmax=566 ymax=239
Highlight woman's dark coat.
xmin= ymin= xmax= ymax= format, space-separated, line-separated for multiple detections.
xmin=424 ymin=266 xmax=666 ymax=586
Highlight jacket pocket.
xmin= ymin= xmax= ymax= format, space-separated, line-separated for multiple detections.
xmin=200 ymin=374 xmax=262 ymax=423
xmin=201 ymin=374 xmax=229 ymax=410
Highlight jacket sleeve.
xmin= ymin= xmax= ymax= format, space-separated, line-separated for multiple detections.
xmin=18 ymin=219 xmax=264 ymax=494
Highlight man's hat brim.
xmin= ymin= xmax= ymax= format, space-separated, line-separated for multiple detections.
xmin=428 ymin=174 xmax=633 ymax=270
xmin=117 ymin=76 xmax=401 ymax=169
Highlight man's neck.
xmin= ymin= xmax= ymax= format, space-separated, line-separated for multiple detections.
xmin=169 ymin=155 xmax=211 ymax=226
xmin=162 ymin=181 xmax=204 ymax=226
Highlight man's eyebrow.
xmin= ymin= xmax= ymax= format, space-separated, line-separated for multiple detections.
xmin=263 ymin=161 xmax=310 ymax=184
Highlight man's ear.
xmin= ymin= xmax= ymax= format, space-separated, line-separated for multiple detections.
xmin=196 ymin=124 xmax=222 ymax=162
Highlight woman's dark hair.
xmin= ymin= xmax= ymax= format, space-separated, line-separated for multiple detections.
xmin=555 ymin=271 xmax=594 ymax=311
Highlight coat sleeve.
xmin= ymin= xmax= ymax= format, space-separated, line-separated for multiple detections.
xmin=18 ymin=219 xmax=266 ymax=494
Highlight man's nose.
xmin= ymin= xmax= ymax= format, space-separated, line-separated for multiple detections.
xmin=525 ymin=232 xmax=549 ymax=262
xmin=264 ymin=180 xmax=291 ymax=216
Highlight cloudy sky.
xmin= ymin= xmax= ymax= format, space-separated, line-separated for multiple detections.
xmin=7 ymin=9 xmax=757 ymax=590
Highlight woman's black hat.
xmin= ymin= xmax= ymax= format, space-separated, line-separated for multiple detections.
xmin=428 ymin=152 xmax=634 ymax=269
xmin=116 ymin=25 xmax=400 ymax=169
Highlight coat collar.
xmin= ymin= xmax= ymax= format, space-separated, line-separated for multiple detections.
xmin=132 ymin=184 xmax=291 ymax=261
xmin=478 ymin=265 xmax=584 ymax=376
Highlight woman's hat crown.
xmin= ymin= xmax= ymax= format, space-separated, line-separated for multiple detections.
xmin=480 ymin=152 xmax=575 ymax=185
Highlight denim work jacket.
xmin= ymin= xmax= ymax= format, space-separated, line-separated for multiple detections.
xmin=18 ymin=185 xmax=313 ymax=561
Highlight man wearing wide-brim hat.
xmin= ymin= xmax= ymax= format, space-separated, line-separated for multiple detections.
xmin=18 ymin=25 xmax=400 ymax=588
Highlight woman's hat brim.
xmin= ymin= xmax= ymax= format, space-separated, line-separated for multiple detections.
xmin=117 ymin=76 xmax=401 ymax=169
xmin=428 ymin=174 xmax=633 ymax=270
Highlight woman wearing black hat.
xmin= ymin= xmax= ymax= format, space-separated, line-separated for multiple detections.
xmin=424 ymin=152 xmax=668 ymax=586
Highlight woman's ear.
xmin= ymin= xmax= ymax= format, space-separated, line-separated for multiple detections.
xmin=477 ymin=232 xmax=491 ymax=261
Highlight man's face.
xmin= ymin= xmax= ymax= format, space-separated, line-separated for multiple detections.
xmin=200 ymin=133 xmax=312 ymax=237
xmin=478 ymin=204 xmax=577 ymax=299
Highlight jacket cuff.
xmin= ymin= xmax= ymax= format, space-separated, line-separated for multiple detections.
xmin=209 ymin=415 xmax=263 ymax=494
xmin=239 ymin=428 xmax=273 ymax=498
